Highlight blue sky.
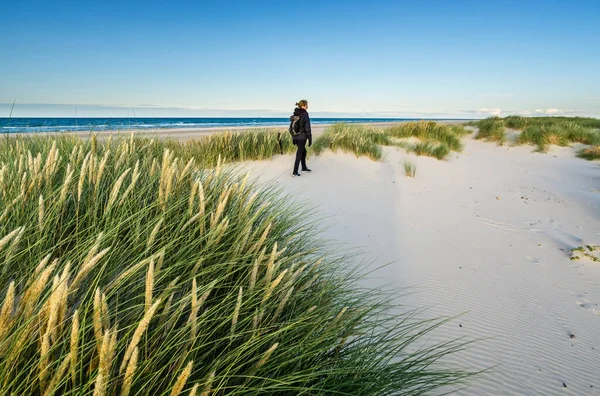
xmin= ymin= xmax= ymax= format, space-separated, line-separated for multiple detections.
xmin=1 ymin=0 xmax=599 ymax=118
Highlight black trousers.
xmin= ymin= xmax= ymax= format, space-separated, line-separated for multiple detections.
xmin=293 ymin=138 xmax=308 ymax=173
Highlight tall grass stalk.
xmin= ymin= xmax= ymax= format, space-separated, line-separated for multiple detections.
xmin=0 ymin=134 xmax=473 ymax=394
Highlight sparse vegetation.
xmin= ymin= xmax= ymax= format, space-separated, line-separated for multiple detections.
xmin=0 ymin=134 xmax=472 ymax=395
xmin=403 ymin=160 xmax=417 ymax=177
xmin=571 ymin=245 xmax=600 ymax=262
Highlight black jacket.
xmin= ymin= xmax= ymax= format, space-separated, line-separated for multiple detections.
xmin=290 ymin=107 xmax=312 ymax=141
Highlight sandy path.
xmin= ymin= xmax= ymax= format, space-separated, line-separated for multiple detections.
xmin=241 ymin=136 xmax=600 ymax=395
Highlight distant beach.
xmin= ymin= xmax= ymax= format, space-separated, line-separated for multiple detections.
xmin=0 ymin=117 xmax=471 ymax=134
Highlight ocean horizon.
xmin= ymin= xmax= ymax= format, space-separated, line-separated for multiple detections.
xmin=0 ymin=117 xmax=470 ymax=133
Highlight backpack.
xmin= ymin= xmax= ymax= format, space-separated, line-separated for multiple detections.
xmin=289 ymin=115 xmax=301 ymax=136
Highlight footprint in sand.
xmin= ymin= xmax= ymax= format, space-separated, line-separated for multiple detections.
xmin=527 ymin=219 xmax=584 ymax=253
xmin=575 ymin=297 xmax=600 ymax=316
xmin=525 ymin=255 xmax=544 ymax=265
xmin=479 ymin=217 xmax=518 ymax=232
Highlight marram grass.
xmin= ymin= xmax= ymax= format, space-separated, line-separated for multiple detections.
xmin=472 ymin=116 xmax=600 ymax=151
xmin=403 ymin=160 xmax=417 ymax=178
xmin=517 ymin=122 xmax=600 ymax=152
xmin=473 ymin=117 xmax=507 ymax=145
xmin=311 ymin=123 xmax=391 ymax=160
xmin=577 ymin=145 xmax=600 ymax=160
xmin=0 ymin=134 xmax=473 ymax=395
xmin=313 ymin=122 xmax=468 ymax=161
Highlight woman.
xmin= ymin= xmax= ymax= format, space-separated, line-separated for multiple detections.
xmin=289 ymin=100 xmax=312 ymax=177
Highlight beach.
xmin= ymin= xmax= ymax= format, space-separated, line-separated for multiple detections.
xmin=2 ymin=121 xmax=598 ymax=394
xmin=4 ymin=121 xmax=465 ymax=140
xmin=241 ymin=131 xmax=600 ymax=395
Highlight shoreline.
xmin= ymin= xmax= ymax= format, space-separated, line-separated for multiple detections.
xmin=4 ymin=120 xmax=471 ymax=141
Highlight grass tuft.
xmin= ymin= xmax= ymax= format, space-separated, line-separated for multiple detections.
xmin=474 ymin=117 xmax=506 ymax=145
xmin=577 ymin=145 xmax=600 ymax=160
xmin=412 ymin=141 xmax=451 ymax=160
xmin=403 ymin=160 xmax=417 ymax=177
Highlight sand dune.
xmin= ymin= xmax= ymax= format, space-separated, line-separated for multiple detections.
xmin=242 ymin=134 xmax=600 ymax=395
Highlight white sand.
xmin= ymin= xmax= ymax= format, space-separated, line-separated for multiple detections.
xmin=241 ymin=135 xmax=600 ymax=395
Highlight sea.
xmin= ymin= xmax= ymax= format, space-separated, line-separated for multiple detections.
xmin=0 ymin=117 xmax=448 ymax=134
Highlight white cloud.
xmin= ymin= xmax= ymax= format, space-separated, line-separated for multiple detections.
xmin=535 ymin=108 xmax=563 ymax=115
xmin=477 ymin=108 xmax=502 ymax=116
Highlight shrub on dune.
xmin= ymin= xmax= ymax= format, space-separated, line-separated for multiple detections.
xmin=0 ymin=135 xmax=472 ymax=395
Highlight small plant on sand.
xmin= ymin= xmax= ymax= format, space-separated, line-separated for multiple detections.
xmin=571 ymin=245 xmax=600 ymax=262
xmin=0 ymin=134 xmax=473 ymax=394
xmin=403 ymin=160 xmax=417 ymax=177
xmin=577 ymin=145 xmax=600 ymax=160
xmin=474 ymin=117 xmax=506 ymax=145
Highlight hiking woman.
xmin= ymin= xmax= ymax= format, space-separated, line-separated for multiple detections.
xmin=289 ymin=100 xmax=312 ymax=177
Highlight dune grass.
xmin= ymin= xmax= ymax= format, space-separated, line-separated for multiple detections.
xmin=403 ymin=160 xmax=417 ymax=177
xmin=517 ymin=122 xmax=600 ymax=152
xmin=577 ymin=145 xmax=600 ymax=160
xmin=473 ymin=116 xmax=600 ymax=155
xmin=412 ymin=141 xmax=451 ymax=160
xmin=387 ymin=122 xmax=467 ymax=152
xmin=0 ymin=134 xmax=472 ymax=395
xmin=313 ymin=122 xmax=468 ymax=161
xmin=473 ymin=117 xmax=507 ymax=145
xmin=474 ymin=116 xmax=600 ymax=132
xmin=311 ymin=123 xmax=391 ymax=160
xmin=143 ymin=128 xmax=296 ymax=166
